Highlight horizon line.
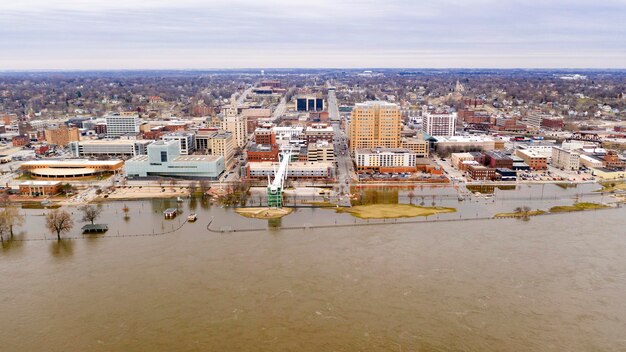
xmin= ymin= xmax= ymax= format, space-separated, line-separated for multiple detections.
xmin=2 ymin=67 xmax=626 ymax=73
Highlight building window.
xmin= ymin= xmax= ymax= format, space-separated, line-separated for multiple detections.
xmin=161 ymin=151 xmax=168 ymax=162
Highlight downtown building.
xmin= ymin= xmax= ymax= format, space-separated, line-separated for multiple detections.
xmin=162 ymin=132 xmax=196 ymax=155
xmin=551 ymin=147 xmax=580 ymax=170
xmin=355 ymin=147 xmax=418 ymax=173
xmin=125 ymin=140 xmax=224 ymax=179
xmin=422 ymin=106 xmax=457 ymax=137
xmin=44 ymin=126 xmax=80 ymax=147
xmin=296 ymin=95 xmax=324 ymax=112
xmin=69 ymin=139 xmax=153 ymax=158
xmin=105 ymin=113 xmax=140 ymax=137
xmin=349 ymin=101 xmax=401 ymax=153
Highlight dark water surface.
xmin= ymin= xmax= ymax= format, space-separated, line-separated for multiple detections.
xmin=1 ymin=189 xmax=625 ymax=351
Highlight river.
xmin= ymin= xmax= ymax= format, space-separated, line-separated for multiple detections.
xmin=1 ymin=184 xmax=625 ymax=351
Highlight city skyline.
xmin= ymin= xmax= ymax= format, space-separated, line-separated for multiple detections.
xmin=1 ymin=0 xmax=626 ymax=70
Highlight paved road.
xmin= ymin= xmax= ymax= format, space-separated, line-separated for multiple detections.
xmin=236 ymin=86 xmax=254 ymax=106
xmin=327 ymin=88 xmax=354 ymax=207
xmin=327 ymin=86 xmax=340 ymax=122
xmin=271 ymin=96 xmax=287 ymax=122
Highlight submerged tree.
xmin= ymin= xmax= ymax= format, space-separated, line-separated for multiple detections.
xmin=514 ymin=206 xmax=532 ymax=221
xmin=199 ymin=180 xmax=211 ymax=197
xmin=407 ymin=192 xmax=415 ymax=205
xmin=80 ymin=205 xmax=102 ymax=225
xmin=122 ymin=204 xmax=130 ymax=219
xmin=188 ymin=181 xmax=198 ymax=195
xmin=45 ymin=209 xmax=74 ymax=241
xmin=0 ymin=207 xmax=25 ymax=239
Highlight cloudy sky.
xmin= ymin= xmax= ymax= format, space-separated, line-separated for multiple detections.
xmin=1 ymin=0 xmax=625 ymax=69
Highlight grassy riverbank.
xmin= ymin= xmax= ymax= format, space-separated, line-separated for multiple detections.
xmin=334 ymin=204 xmax=456 ymax=219
xmin=235 ymin=207 xmax=294 ymax=219
xmin=549 ymin=202 xmax=609 ymax=213
xmin=597 ymin=181 xmax=626 ymax=193
xmin=494 ymin=210 xmax=546 ymax=218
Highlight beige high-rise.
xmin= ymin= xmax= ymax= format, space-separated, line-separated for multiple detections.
xmin=349 ymin=101 xmax=401 ymax=153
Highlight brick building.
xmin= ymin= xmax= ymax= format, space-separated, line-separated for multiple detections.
xmin=467 ymin=165 xmax=496 ymax=180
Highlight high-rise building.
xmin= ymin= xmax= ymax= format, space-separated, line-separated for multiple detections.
xmin=349 ymin=101 xmax=401 ymax=153
xmin=221 ymin=115 xmax=248 ymax=148
xmin=422 ymin=107 xmax=457 ymax=137
xmin=105 ymin=113 xmax=140 ymax=137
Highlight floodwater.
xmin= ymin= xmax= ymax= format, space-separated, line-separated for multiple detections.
xmin=1 ymin=185 xmax=625 ymax=351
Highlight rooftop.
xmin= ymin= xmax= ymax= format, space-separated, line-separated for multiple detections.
xmin=21 ymin=159 xmax=123 ymax=167
xmin=356 ymin=147 xmax=413 ymax=154
xmin=75 ymin=139 xmax=154 ymax=145
xmin=354 ymin=101 xmax=398 ymax=108
xmin=19 ymin=180 xmax=61 ymax=186
xmin=434 ymin=135 xmax=494 ymax=143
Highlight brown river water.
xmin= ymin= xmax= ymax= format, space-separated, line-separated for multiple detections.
xmin=1 ymin=185 xmax=625 ymax=351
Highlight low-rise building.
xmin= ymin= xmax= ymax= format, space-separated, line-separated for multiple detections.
xmin=69 ymin=139 xmax=153 ymax=158
xmin=20 ymin=159 xmax=123 ymax=179
xmin=125 ymin=140 xmax=224 ymax=179
xmin=515 ymin=149 xmax=548 ymax=170
xmin=162 ymin=132 xmax=195 ymax=155
xmin=579 ymin=155 xmax=604 ymax=169
xmin=19 ymin=180 xmax=61 ymax=196
xmin=307 ymin=140 xmax=335 ymax=162
xmin=495 ymin=168 xmax=517 ymax=181
xmin=401 ymin=137 xmax=429 ymax=157
xmin=246 ymin=161 xmax=335 ymax=180
xmin=450 ymin=152 xmax=475 ymax=170
xmin=551 ymin=147 xmax=580 ymax=170
xmin=483 ymin=151 xmax=514 ymax=169
xmin=434 ymin=135 xmax=496 ymax=155
xmin=355 ymin=147 xmax=418 ymax=173
xmin=44 ymin=126 xmax=80 ymax=146
xmin=304 ymin=123 xmax=334 ymax=144
xmin=467 ymin=165 xmax=496 ymax=180
xmin=590 ymin=167 xmax=626 ymax=180
xmin=195 ymin=130 xmax=235 ymax=167
xmin=253 ymin=125 xmax=276 ymax=145
xmin=247 ymin=144 xmax=279 ymax=162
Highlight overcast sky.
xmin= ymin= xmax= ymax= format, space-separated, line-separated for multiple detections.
xmin=1 ymin=0 xmax=625 ymax=70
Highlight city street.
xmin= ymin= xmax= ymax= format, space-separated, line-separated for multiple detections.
xmin=271 ymin=96 xmax=287 ymax=122
xmin=327 ymin=86 xmax=355 ymax=199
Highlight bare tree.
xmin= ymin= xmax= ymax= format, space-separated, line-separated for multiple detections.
xmin=188 ymin=181 xmax=198 ymax=195
xmin=45 ymin=209 xmax=74 ymax=241
xmin=199 ymin=180 xmax=210 ymax=196
xmin=514 ymin=206 xmax=532 ymax=221
xmin=0 ymin=207 xmax=25 ymax=238
xmin=407 ymin=192 xmax=415 ymax=205
xmin=80 ymin=205 xmax=102 ymax=225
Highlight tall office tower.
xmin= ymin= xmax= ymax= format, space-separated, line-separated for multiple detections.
xmin=105 ymin=113 xmax=140 ymax=137
xmin=221 ymin=115 xmax=248 ymax=148
xmin=421 ymin=107 xmax=457 ymax=137
xmin=349 ymin=101 xmax=401 ymax=153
